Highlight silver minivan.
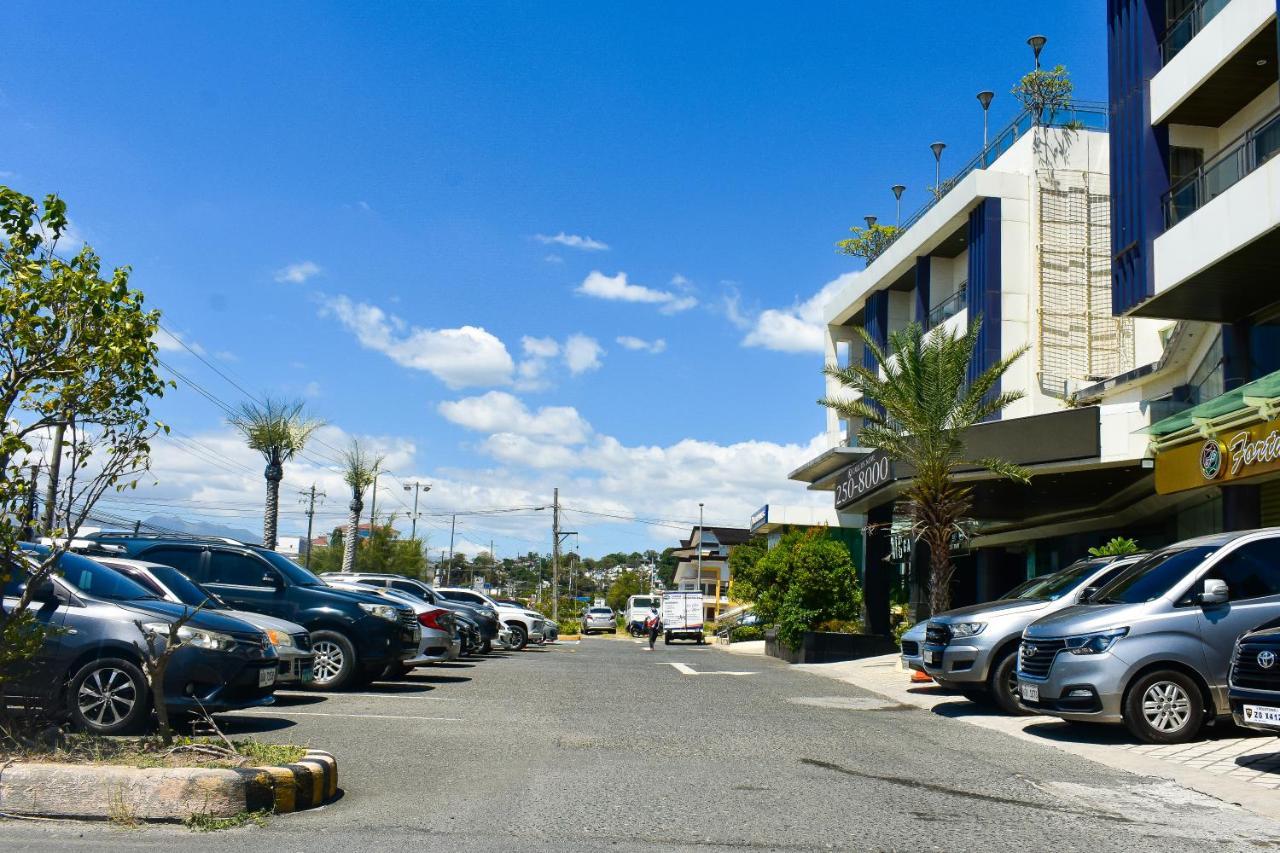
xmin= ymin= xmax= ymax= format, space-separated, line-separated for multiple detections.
xmin=921 ymin=555 xmax=1142 ymax=713
xmin=1017 ymin=529 xmax=1280 ymax=743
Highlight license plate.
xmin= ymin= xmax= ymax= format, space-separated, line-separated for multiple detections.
xmin=299 ymin=662 xmax=314 ymax=684
xmin=258 ymin=667 xmax=277 ymax=688
xmin=1243 ymin=704 xmax=1280 ymax=727
xmin=1019 ymin=683 xmax=1039 ymax=702
xmin=923 ymin=650 xmax=939 ymax=666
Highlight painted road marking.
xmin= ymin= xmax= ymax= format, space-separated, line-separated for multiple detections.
xmin=234 ymin=710 xmax=464 ymax=722
xmin=274 ymin=691 xmax=459 ymax=701
xmin=662 ymin=662 xmax=756 ymax=676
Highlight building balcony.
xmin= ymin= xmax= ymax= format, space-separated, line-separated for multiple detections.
xmin=1150 ymin=0 xmax=1277 ymax=126
xmin=1164 ymin=106 xmax=1280 ymax=228
xmin=924 ymin=285 xmax=967 ymax=329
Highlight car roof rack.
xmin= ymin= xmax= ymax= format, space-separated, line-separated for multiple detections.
xmin=90 ymin=531 xmax=249 ymax=546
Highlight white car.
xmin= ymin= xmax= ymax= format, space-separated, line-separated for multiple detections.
xmin=327 ymin=580 xmax=459 ymax=675
xmin=436 ymin=588 xmax=546 ymax=651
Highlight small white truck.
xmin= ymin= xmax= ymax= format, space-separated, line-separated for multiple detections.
xmin=661 ymin=591 xmax=705 ymax=644
xmin=625 ymin=594 xmax=661 ymax=636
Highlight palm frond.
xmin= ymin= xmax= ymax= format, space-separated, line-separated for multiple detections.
xmin=966 ymin=456 xmax=1032 ymax=484
xmin=340 ymin=439 xmax=384 ymax=494
xmin=227 ymin=397 xmax=325 ymax=463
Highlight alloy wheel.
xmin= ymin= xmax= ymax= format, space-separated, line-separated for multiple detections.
xmin=78 ymin=666 xmax=137 ymax=727
xmin=1141 ymin=681 xmax=1192 ymax=733
xmin=312 ymin=640 xmax=345 ymax=684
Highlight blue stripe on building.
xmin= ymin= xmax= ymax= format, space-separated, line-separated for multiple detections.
xmin=914 ymin=256 xmax=931 ymax=330
xmin=965 ymin=198 xmax=1002 ymax=411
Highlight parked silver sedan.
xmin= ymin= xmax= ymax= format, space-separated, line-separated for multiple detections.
xmin=581 ymin=606 xmax=616 ymax=635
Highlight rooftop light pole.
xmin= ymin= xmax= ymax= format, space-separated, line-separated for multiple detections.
xmin=930 ymin=142 xmax=946 ymax=199
xmin=891 ymin=184 xmax=906 ymax=226
xmin=864 ymin=215 xmax=877 ymax=229
xmin=1028 ymin=34 xmax=1047 ymax=70
xmin=976 ymin=91 xmax=995 ymax=149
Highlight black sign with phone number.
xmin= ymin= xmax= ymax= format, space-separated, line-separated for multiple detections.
xmin=834 ymin=452 xmax=894 ymax=509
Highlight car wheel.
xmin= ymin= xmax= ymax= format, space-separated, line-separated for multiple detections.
xmin=1124 ymin=670 xmax=1205 ymax=744
xmin=663 ymin=632 xmax=671 ymax=645
xmin=508 ymin=624 xmax=528 ymax=651
xmin=481 ymin=638 xmax=493 ymax=654
xmin=988 ymin=651 xmax=1031 ymax=716
xmin=309 ymin=631 xmax=359 ymax=690
xmin=68 ymin=658 xmax=149 ymax=735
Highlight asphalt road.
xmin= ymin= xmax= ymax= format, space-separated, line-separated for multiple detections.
xmin=5 ymin=636 xmax=1280 ymax=852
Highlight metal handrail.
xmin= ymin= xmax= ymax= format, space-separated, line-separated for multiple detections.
xmin=1161 ymin=0 xmax=1231 ymax=63
xmin=1163 ymin=106 xmax=1280 ymax=229
xmin=925 ymin=287 xmax=967 ymax=328
xmin=881 ymin=101 xmax=1108 ymax=257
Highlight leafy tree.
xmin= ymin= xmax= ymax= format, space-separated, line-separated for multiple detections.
xmin=306 ymin=527 xmax=345 ymax=573
xmin=359 ymin=517 xmax=427 ymax=578
xmin=228 ymin=397 xmax=323 ymax=550
xmin=338 ymin=440 xmax=383 ymax=573
xmin=0 ymin=187 xmax=166 ymax=702
xmin=657 ymin=547 xmax=679 ymax=588
xmin=606 ymin=570 xmax=646 ymax=613
xmin=837 ymin=223 xmax=900 ymax=264
xmin=729 ymin=528 xmax=862 ymax=650
xmin=1013 ymin=64 xmax=1074 ymax=126
xmin=821 ymin=318 xmax=1029 ymax=616
xmin=1088 ymin=537 xmax=1139 ymax=558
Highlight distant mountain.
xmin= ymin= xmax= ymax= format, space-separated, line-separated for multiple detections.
xmin=141 ymin=515 xmax=263 ymax=545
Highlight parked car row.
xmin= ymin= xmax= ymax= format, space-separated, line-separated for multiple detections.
xmin=1 ymin=532 xmax=556 ymax=735
xmin=905 ymin=528 xmax=1280 ymax=744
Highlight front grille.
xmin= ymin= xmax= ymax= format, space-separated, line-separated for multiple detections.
xmin=901 ymin=640 xmax=920 ymax=656
xmin=1232 ymin=643 xmax=1280 ymax=692
xmin=292 ymin=632 xmax=310 ymax=652
xmin=1018 ymin=638 xmax=1069 ymax=679
xmin=398 ymin=608 xmax=416 ymax=629
xmin=924 ymin=622 xmax=951 ymax=647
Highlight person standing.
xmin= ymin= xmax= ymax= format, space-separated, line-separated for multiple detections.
xmin=644 ymin=604 xmax=661 ymax=650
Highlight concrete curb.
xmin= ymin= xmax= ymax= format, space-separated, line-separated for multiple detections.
xmin=0 ymin=749 xmax=338 ymax=822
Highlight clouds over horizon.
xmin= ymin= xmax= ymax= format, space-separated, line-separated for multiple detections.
xmin=576 ymin=271 xmax=697 ymax=314
xmin=535 ymin=232 xmax=609 ymax=251
xmin=739 ymin=271 xmax=856 ymax=354
xmin=615 ymin=335 xmax=666 ymax=354
xmin=275 ymin=261 xmax=322 ymax=284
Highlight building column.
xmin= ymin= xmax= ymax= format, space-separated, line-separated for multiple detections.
xmin=914 ymin=255 xmax=932 ymax=329
xmin=966 ymin=198 xmax=1003 ymax=410
xmin=862 ymin=502 xmax=892 ymax=636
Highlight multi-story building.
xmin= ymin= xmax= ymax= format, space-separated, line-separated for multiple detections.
xmin=671 ymin=526 xmax=750 ymax=621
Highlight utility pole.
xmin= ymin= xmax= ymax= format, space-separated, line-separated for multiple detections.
xmin=550 ymin=488 xmax=576 ymax=622
xmin=697 ymin=502 xmax=705 ymax=593
xmin=447 ymin=514 xmax=456 ymax=585
xmin=300 ymin=484 xmax=326 ymax=570
xmin=42 ymin=421 xmax=66 ymax=533
xmin=368 ymin=470 xmax=380 ymax=542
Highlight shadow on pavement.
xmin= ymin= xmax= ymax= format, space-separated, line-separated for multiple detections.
xmin=410 ymin=674 xmax=472 ymax=684
xmin=361 ymin=681 xmax=438 ymax=693
xmin=430 ymin=662 xmax=475 ymax=669
xmin=268 ymin=693 xmax=329 ymax=707
xmin=210 ymin=715 xmax=298 ymax=735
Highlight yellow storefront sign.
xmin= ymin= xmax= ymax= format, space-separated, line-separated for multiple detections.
xmin=1156 ymin=417 xmax=1280 ymax=495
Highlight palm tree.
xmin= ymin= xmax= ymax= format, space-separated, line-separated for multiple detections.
xmin=821 ymin=318 xmax=1030 ymax=616
xmin=339 ymin=439 xmax=383 ymax=573
xmin=228 ymin=398 xmax=324 ymax=550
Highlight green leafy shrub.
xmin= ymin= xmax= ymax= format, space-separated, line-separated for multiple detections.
xmin=729 ymin=625 xmax=763 ymax=643
xmin=1087 ymin=536 xmax=1139 ymax=557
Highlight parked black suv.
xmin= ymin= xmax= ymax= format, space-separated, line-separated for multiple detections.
xmin=1230 ymin=618 xmax=1280 ymax=735
xmin=83 ymin=534 xmax=419 ymax=690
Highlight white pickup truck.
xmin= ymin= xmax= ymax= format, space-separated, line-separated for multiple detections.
xmin=436 ymin=587 xmax=547 ymax=651
xmin=661 ymin=591 xmax=705 ymax=645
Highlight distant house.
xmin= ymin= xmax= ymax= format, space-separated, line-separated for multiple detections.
xmin=311 ymin=522 xmax=400 ymax=550
xmin=670 ymin=526 xmax=751 ymax=621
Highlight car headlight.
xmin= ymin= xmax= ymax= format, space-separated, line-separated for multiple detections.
xmin=264 ymin=628 xmax=295 ymax=649
xmin=950 ymin=622 xmax=986 ymax=638
xmin=141 ymin=622 xmax=237 ymax=652
xmin=359 ymin=602 xmax=399 ymax=622
xmin=1065 ymin=627 xmax=1128 ymax=656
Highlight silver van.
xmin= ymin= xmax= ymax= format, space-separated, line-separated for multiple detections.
xmin=921 ymin=556 xmax=1141 ymax=713
xmin=1017 ymin=529 xmax=1280 ymax=743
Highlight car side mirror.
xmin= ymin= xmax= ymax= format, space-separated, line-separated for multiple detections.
xmin=1079 ymin=586 xmax=1098 ymax=603
xmin=24 ymin=579 xmax=58 ymax=603
xmin=1199 ymin=578 xmax=1229 ymax=606
xmin=262 ymin=572 xmax=284 ymax=590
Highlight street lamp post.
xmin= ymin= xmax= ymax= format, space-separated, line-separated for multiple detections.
xmin=930 ymin=142 xmax=946 ymax=199
xmin=976 ymin=91 xmax=995 ymax=149
xmin=1028 ymin=34 xmax=1047 ymax=70
xmin=403 ymin=481 xmax=431 ymax=544
xmin=697 ymin=503 xmax=704 ymax=596
xmin=891 ymin=185 xmax=906 ymax=227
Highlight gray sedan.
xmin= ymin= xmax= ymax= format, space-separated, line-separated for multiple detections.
xmin=581 ymin=607 xmax=616 ymax=635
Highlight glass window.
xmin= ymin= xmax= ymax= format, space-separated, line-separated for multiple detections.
xmin=1205 ymin=540 xmax=1280 ymax=600
xmin=55 ymin=553 xmax=156 ymax=601
xmin=390 ymin=581 xmax=430 ymax=601
xmin=1092 ymin=546 xmax=1220 ymax=605
xmin=1009 ymin=562 xmax=1102 ymax=601
xmin=139 ymin=547 xmax=204 ymax=580
xmin=207 ymin=551 xmax=274 ymax=587
xmin=146 ymin=564 xmax=226 ymax=609
xmin=2 ymin=560 xmax=30 ymax=597
xmin=253 ymin=548 xmax=325 ymax=586
xmin=1189 ymin=331 xmax=1224 ymax=404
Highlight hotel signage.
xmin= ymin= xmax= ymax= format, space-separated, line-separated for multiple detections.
xmin=834 ymin=451 xmax=895 ymax=509
xmin=1156 ymin=417 xmax=1280 ymax=495
xmin=749 ymin=505 xmax=769 ymax=532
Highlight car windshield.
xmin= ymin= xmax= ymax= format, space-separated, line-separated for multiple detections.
xmin=49 ymin=552 xmax=159 ymax=602
xmin=254 ymin=548 xmax=325 ymax=586
xmin=589 ymin=608 xmax=611 ymax=615
xmin=146 ymin=564 xmax=227 ymax=610
xmin=1008 ymin=562 xmax=1102 ymax=602
xmin=1092 ymin=545 xmax=1219 ymax=605
xmin=631 ymin=598 xmax=656 ymax=608
xmin=379 ymin=587 xmax=420 ymax=606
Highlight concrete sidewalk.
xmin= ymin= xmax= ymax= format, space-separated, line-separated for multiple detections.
xmin=774 ymin=651 xmax=1280 ymax=820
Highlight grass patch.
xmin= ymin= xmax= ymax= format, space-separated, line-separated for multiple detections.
xmin=184 ymin=808 xmax=271 ymax=832
xmin=1 ymin=734 xmax=307 ymax=769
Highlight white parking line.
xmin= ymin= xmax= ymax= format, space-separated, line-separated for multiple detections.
xmin=235 ymin=710 xmax=464 ymax=722
xmin=661 ymin=662 xmax=756 ymax=676
xmin=274 ymin=691 xmax=459 ymax=700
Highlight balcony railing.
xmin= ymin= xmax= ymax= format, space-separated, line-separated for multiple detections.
xmin=883 ymin=102 xmax=1108 ymax=256
xmin=925 ymin=286 xmax=967 ymax=329
xmin=1163 ymin=106 xmax=1280 ymax=228
xmin=1161 ymin=0 xmax=1231 ymax=64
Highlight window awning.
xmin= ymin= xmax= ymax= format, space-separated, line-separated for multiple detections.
xmin=1142 ymin=370 xmax=1280 ymax=439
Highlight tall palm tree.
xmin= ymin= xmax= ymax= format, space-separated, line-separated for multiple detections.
xmin=821 ymin=318 xmax=1030 ymax=616
xmin=339 ymin=439 xmax=383 ymax=573
xmin=228 ymin=398 xmax=324 ymax=550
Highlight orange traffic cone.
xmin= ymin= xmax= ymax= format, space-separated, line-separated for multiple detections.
xmin=911 ymin=669 xmax=934 ymax=684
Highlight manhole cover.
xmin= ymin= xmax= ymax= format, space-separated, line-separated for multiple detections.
xmin=787 ymin=696 xmax=900 ymax=711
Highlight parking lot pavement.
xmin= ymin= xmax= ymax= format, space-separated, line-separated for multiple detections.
xmin=5 ymin=640 xmax=1280 ymax=851
xmin=791 ymin=652 xmax=1280 ymax=814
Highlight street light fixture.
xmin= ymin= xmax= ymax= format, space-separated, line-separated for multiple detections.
xmin=976 ymin=91 xmax=995 ymax=149
xmin=1028 ymin=34 xmax=1047 ymax=69
xmin=930 ymin=142 xmax=946 ymax=199
xmin=402 ymin=481 xmax=431 ymax=543
xmin=864 ymin=215 xmax=877 ymax=230
xmin=891 ymin=184 xmax=906 ymax=226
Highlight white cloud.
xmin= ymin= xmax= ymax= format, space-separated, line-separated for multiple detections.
xmin=615 ymin=336 xmax=666 ymax=354
xmin=214 ymin=350 xmax=239 ymax=363
xmin=535 ymin=232 xmax=609 ymax=251
xmin=275 ymin=261 xmax=322 ymax=284
xmin=576 ymin=271 xmax=697 ymax=314
xmin=319 ymin=294 xmax=515 ymax=389
xmin=154 ymin=328 xmax=205 ymax=356
xmin=438 ymin=391 xmax=592 ymax=444
xmin=544 ymin=254 xmax=564 ymax=264
xmin=521 ymin=336 xmax=560 ymax=359
xmin=563 ymin=334 xmax=604 ymax=375
xmin=741 ymin=272 xmax=857 ymax=354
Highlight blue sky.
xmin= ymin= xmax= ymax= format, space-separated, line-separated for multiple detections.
xmin=1 ymin=2 xmax=1109 ymax=558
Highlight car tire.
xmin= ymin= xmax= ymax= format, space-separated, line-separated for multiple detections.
xmin=508 ymin=624 xmax=528 ymax=651
xmin=664 ymin=632 xmax=671 ymax=645
xmin=67 ymin=657 xmax=150 ymax=736
xmin=611 ymin=629 xmax=617 ymax=634
xmin=988 ymin=651 xmax=1032 ymax=716
xmin=958 ymin=687 xmax=990 ymax=704
xmin=1123 ymin=669 xmax=1206 ymax=744
xmin=308 ymin=631 xmax=360 ymax=691
xmin=481 ymin=638 xmax=493 ymax=654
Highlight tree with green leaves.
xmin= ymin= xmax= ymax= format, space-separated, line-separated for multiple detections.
xmin=228 ymin=397 xmax=323 ymax=551
xmin=837 ymin=223 xmax=900 ymax=264
xmin=821 ymin=318 xmax=1029 ymax=616
xmin=0 ymin=187 xmax=167 ymax=707
xmin=605 ymin=569 xmax=647 ymax=613
xmin=1088 ymin=537 xmax=1139 ymax=558
xmin=339 ymin=440 xmax=383 ymax=573
xmin=1013 ymin=64 xmax=1074 ymax=125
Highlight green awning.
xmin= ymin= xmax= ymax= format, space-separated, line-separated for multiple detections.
xmin=1142 ymin=370 xmax=1280 ymax=437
